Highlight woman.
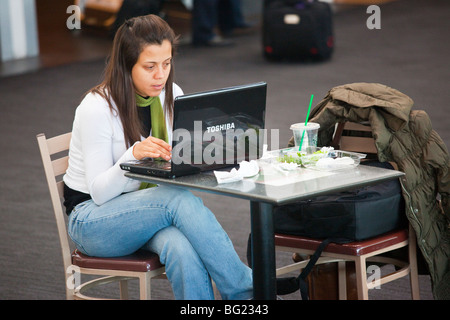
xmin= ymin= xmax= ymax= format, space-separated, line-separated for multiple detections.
xmin=63 ymin=14 xmax=253 ymax=300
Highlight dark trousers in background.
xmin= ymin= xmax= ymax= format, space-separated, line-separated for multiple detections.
xmin=192 ymin=0 xmax=245 ymax=45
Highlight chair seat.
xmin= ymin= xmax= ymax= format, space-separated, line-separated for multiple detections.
xmin=72 ymin=249 xmax=164 ymax=272
xmin=275 ymin=229 xmax=409 ymax=256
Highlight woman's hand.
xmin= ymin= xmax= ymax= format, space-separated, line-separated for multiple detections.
xmin=133 ymin=136 xmax=172 ymax=161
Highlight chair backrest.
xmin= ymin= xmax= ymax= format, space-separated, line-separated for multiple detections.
xmin=331 ymin=121 xmax=378 ymax=158
xmin=331 ymin=121 xmax=401 ymax=171
xmin=36 ymin=133 xmax=72 ymax=272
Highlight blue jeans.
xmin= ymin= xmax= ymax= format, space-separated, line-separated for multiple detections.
xmin=68 ymin=185 xmax=253 ymax=300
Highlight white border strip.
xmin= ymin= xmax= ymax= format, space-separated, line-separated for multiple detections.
xmin=9 ymin=0 xmax=28 ymax=59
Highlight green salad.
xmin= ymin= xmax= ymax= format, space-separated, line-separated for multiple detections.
xmin=277 ymin=153 xmax=303 ymax=165
xmin=277 ymin=147 xmax=332 ymax=166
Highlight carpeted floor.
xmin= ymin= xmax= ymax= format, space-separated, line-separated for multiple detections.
xmin=1 ymin=0 xmax=448 ymax=300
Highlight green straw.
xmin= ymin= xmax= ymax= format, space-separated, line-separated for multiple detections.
xmin=299 ymin=94 xmax=314 ymax=151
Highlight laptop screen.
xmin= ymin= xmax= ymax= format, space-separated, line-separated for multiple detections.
xmin=171 ymin=82 xmax=267 ymax=168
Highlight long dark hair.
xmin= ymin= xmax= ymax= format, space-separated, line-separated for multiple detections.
xmin=90 ymin=14 xmax=179 ymax=147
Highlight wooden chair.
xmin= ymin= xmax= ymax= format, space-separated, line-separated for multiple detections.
xmin=275 ymin=122 xmax=420 ymax=300
xmin=37 ymin=132 xmax=166 ymax=300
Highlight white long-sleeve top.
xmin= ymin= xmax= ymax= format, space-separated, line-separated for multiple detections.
xmin=63 ymin=84 xmax=184 ymax=206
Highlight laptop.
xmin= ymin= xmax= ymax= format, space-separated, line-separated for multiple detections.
xmin=120 ymin=82 xmax=267 ymax=178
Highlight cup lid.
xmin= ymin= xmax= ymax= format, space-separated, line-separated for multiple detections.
xmin=290 ymin=122 xmax=320 ymax=130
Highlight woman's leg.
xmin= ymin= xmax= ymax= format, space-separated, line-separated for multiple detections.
xmin=144 ymin=226 xmax=215 ymax=300
xmin=159 ymin=186 xmax=253 ymax=300
xmin=68 ymin=186 xmax=176 ymax=257
xmin=68 ymin=185 xmax=253 ymax=299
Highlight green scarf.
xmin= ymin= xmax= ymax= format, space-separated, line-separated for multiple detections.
xmin=136 ymin=94 xmax=168 ymax=189
xmin=135 ymin=94 xmax=168 ymax=143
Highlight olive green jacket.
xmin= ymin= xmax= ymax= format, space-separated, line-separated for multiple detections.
xmin=292 ymin=83 xmax=449 ymax=299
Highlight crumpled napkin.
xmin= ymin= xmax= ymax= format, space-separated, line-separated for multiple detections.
xmin=316 ymin=157 xmax=354 ymax=169
xmin=214 ymin=160 xmax=260 ymax=184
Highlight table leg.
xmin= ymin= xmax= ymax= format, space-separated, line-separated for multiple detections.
xmin=250 ymin=201 xmax=276 ymax=300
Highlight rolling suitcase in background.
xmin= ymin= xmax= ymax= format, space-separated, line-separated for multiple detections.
xmin=263 ymin=0 xmax=334 ymax=61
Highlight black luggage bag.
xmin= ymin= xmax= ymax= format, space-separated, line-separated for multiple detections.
xmin=263 ymin=0 xmax=334 ymax=61
xmin=272 ymin=161 xmax=406 ymax=241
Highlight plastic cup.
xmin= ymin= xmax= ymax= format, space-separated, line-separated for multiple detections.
xmin=290 ymin=122 xmax=320 ymax=151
